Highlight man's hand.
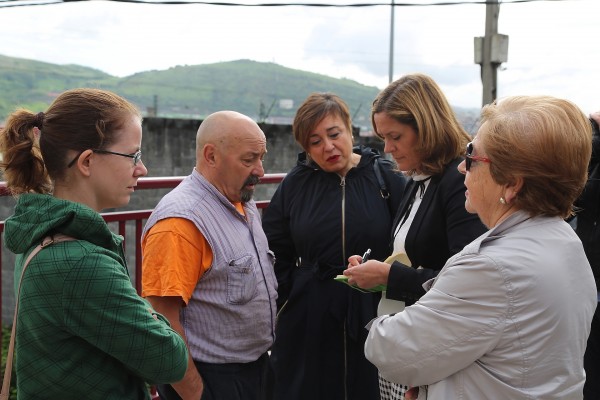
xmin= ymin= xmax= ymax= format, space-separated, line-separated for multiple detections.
xmin=173 ymin=369 xmax=203 ymax=400
xmin=148 ymin=296 xmax=204 ymax=399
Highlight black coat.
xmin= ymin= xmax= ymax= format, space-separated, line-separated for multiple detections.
xmin=262 ymin=146 xmax=406 ymax=400
xmin=386 ymin=158 xmax=488 ymax=304
xmin=575 ymin=131 xmax=600 ymax=288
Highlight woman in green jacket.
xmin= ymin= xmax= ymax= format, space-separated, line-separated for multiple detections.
xmin=0 ymin=88 xmax=188 ymax=399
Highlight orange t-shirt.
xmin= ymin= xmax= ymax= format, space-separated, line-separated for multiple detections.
xmin=141 ymin=203 xmax=246 ymax=304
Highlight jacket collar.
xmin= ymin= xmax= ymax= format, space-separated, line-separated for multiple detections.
xmin=296 ymin=145 xmax=380 ymax=171
xmin=454 ymin=209 xmax=535 ymax=259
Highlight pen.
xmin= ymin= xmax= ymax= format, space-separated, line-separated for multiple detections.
xmin=361 ymin=248 xmax=371 ymax=263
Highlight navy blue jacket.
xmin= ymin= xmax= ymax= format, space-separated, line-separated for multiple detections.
xmin=262 ymin=145 xmax=406 ymax=400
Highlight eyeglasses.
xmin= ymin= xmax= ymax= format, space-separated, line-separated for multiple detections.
xmin=465 ymin=142 xmax=491 ymax=171
xmin=67 ymin=149 xmax=142 ymax=168
xmin=93 ymin=149 xmax=142 ymax=166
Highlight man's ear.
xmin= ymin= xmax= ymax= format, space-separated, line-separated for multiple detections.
xmin=203 ymin=143 xmax=217 ymax=166
xmin=74 ymin=149 xmax=94 ymax=177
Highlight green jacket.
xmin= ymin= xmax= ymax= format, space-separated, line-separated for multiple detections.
xmin=5 ymin=193 xmax=188 ymax=399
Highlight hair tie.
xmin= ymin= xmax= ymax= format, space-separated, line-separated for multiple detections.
xmin=34 ymin=112 xmax=45 ymax=129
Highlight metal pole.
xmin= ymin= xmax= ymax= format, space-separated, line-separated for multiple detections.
xmin=481 ymin=0 xmax=499 ymax=106
xmin=388 ymin=0 xmax=395 ymax=83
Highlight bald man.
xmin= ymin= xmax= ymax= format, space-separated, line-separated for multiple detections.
xmin=141 ymin=111 xmax=277 ymax=400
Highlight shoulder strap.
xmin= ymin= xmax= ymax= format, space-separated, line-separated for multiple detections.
xmin=373 ymin=157 xmax=390 ymax=200
xmin=1 ymin=234 xmax=76 ymax=399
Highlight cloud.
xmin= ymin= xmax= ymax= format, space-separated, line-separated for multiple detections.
xmin=0 ymin=0 xmax=598 ymax=113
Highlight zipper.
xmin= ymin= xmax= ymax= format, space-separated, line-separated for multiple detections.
xmin=340 ymin=175 xmax=346 ymax=264
xmin=340 ymin=175 xmax=348 ymax=400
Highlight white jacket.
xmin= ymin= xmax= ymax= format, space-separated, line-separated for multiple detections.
xmin=365 ymin=211 xmax=597 ymax=399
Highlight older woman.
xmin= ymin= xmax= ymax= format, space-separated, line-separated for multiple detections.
xmin=364 ymin=95 xmax=597 ymax=399
xmin=262 ymin=92 xmax=406 ymax=400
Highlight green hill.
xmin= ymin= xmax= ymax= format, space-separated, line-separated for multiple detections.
xmin=0 ymin=54 xmax=117 ymax=118
xmin=0 ymin=54 xmax=480 ymax=133
xmin=0 ymin=55 xmax=381 ymax=129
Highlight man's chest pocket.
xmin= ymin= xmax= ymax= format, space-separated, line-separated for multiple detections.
xmin=226 ymin=254 xmax=258 ymax=304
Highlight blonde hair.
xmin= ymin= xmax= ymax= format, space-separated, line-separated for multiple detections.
xmin=480 ymin=95 xmax=592 ymax=218
xmin=371 ymin=73 xmax=471 ymax=175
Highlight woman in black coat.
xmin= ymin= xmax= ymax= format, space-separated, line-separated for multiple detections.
xmin=575 ymin=112 xmax=600 ymax=399
xmin=345 ymin=74 xmax=487 ymax=400
xmin=262 ymin=92 xmax=406 ymax=400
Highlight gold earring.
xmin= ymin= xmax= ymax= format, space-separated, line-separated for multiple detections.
xmin=500 ymin=197 xmax=506 ymax=205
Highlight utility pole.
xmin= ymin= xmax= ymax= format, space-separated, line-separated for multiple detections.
xmin=147 ymin=95 xmax=158 ymax=117
xmin=481 ymin=0 xmax=499 ymax=106
xmin=388 ymin=0 xmax=395 ymax=84
xmin=475 ymin=0 xmax=508 ymax=107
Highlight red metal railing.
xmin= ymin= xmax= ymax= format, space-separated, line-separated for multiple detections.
xmin=0 ymin=173 xmax=285 ymax=398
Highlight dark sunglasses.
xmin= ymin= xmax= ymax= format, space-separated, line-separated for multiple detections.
xmin=465 ymin=142 xmax=491 ymax=171
xmin=67 ymin=149 xmax=142 ymax=168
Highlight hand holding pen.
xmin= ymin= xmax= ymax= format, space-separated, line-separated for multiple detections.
xmin=345 ymin=248 xmax=390 ymax=288
xmin=361 ymin=248 xmax=371 ymax=263
xmin=344 ymin=249 xmax=370 ymax=287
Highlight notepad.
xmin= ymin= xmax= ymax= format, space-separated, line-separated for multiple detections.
xmin=333 ymin=275 xmax=387 ymax=293
xmin=335 ymin=252 xmax=411 ymax=293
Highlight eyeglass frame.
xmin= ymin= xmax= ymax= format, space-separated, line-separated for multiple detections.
xmin=465 ymin=142 xmax=491 ymax=171
xmin=67 ymin=149 xmax=142 ymax=168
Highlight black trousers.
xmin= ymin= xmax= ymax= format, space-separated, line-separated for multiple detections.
xmin=584 ymin=302 xmax=600 ymax=399
xmin=156 ymin=353 xmax=271 ymax=400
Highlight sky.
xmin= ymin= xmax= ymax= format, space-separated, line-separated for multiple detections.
xmin=0 ymin=0 xmax=598 ymax=114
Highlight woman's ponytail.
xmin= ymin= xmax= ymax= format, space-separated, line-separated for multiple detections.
xmin=0 ymin=109 xmax=52 ymax=195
